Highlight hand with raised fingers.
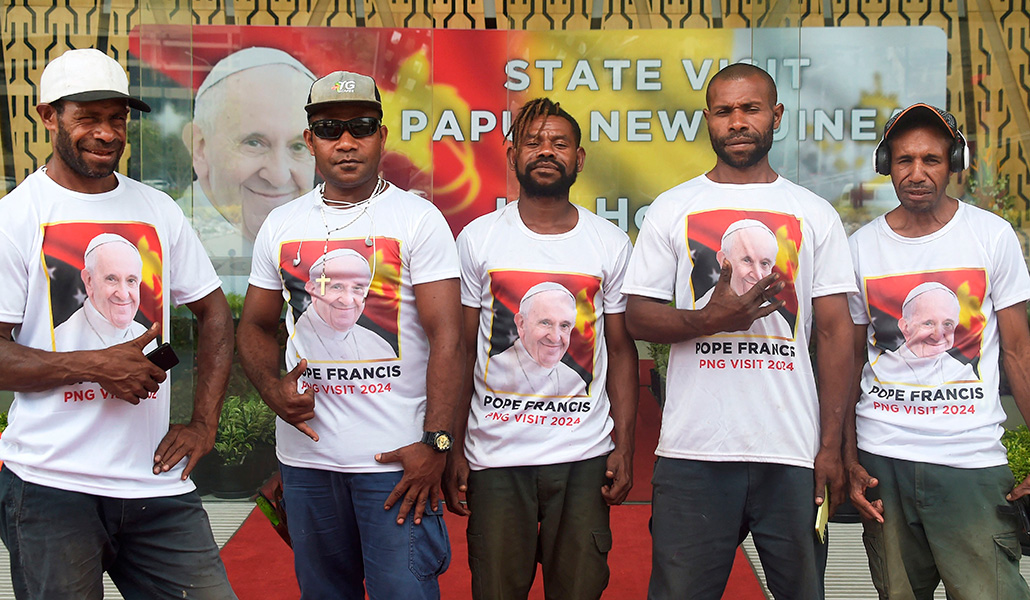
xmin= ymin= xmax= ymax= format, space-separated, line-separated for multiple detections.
xmin=265 ymin=358 xmax=319 ymax=442
xmin=700 ymin=261 xmax=785 ymax=335
xmin=94 ymin=323 xmax=167 ymax=404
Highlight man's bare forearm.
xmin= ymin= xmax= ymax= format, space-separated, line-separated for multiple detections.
xmin=625 ymin=266 xmax=783 ymax=343
xmin=843 ymin=324 xmax=868 ymax=465
xmin=452 ymin=307 xmax=480 ymax=441
xmin=413 ymin=279 xmax=465 ymax=433
xmin=187 ymin=290 xmax=234 ymax=433
xmin=606 ymin=313 xmax=639 ymax=450
xmin=0 ymin=322 xmax=157 ymax=394
xmin=237 ymin=321 xmax=287 ymax=398
xmin=813 ymin=294 xmax=854 ymax=451
xmin=625 ymin=296 xmax=709 ymax=344
xmin=424 ymin=337 xmax=464 ymax=433
xmin=998 ymin=304 xmax=1030 ymax=427
xmin=0 ymin=338 xmax=104 ymax=391
xmin=237 ymin=285 xmax=295 ymax=401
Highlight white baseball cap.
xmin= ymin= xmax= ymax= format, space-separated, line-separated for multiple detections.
xmin=39 ymin=48 xmax=151 ymax=112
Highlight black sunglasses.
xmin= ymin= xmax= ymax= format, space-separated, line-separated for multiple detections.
xmin=309 ymin=117 xmax=381 ymax=140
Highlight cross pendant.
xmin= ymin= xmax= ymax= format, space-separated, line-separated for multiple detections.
xmin=316 ymin=272 xmax=331 ymax=295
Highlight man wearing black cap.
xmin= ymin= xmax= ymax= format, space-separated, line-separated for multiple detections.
xmin=238 ymin=70 xmax=462 ymax=600
xmin=0 ymin=48 xmax=236 ymax=598
xmin=846 ymin=103 xmax=1030 ymax=597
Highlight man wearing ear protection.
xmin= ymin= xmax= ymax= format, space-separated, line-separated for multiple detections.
xmin=846 ymin=103 xmax=1030 ymax=598
xmin=237 ymin=71 xmax=463 ymax=600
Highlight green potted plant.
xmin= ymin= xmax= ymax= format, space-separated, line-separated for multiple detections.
xmin=647 ymin=342 xmax=670 ymax=407
xmin=214 ymin=392 xmax=276 ymax=465
xmin=193 ymin=391 xmax=278 ymax=499
xmin=175 ymin=292 xmax=286 ymax=498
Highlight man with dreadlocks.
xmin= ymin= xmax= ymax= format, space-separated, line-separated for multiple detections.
xmin=444 ymin=97 xmax=638 ymax=599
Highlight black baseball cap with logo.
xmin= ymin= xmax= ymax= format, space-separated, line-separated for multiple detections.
xmin=305 ymin=71 xmax=383 ymax=118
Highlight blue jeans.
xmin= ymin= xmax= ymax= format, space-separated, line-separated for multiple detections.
xmin=0 ymin=467 xmax=235 ymax=600
xmin=648 ymin=458 xmax=826 ymax=600
xmin=279 ymin=463 xmax=450 ymax=600
xmin=859 ymin=450 xmax=1030 ymax=600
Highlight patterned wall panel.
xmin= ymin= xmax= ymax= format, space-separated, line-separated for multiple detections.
xmin=2 ymin=0 xmax=1028 ymax=221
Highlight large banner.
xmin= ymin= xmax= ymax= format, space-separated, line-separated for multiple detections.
xmin=130 ymin=26 xmax=945 ymax=292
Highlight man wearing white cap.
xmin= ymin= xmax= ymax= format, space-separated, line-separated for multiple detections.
xmin=294 ymin=248 xmax=395 ymax=361
xmin=847 ymin=103 xmax=1030 ymax=597
xmin=181 ymin=47 xmax=316 ymax=285
xmin=0 ymin=48 xmax=236 ymax=598
xmin=53 ymin=233 xmax=154 ymax=351
xmin=238 ymin=70 xmax=462 ymax=600
xmin=484 ymin=283 xmax=583 ymax=397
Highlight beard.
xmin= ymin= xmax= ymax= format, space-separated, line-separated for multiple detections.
xmin=516 ymin=158 xmax=578 ymax=198
xmin=54 ymin=122 xmax=123 ymax=179
xmin=711 ymin=126 xmax=774 ymax=169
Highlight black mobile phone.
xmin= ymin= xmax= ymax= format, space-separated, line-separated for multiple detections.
xmin=1000 ymin=496 xmax=1030 ymax=534
xmin=1016 ymin=496 xmax=1030 ymax=534
xmin=146 ymin=342 xmax=179 ymax=371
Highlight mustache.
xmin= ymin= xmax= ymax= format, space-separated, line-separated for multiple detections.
xmin=720 ymin=132 xmax=760 ymax=144
xmin=80 ymin=139 xmax=123 ymax=152
xmin=527 ymin=158 xmax=565 ymax=173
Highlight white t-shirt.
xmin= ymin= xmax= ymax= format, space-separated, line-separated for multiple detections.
xmin=0 ymin=169 xmax=221 ymax=498
xmin=250 ymin=184 xmax=460 ymax=473
xmin=848 ymin=202 xmax=1030 ymax=468
xmin=622 ymin=175 xmax=855 ymax=468
xmin=457 ymin=202 xmax=632 ymax=470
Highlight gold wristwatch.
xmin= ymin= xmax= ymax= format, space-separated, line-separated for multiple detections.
xmin=420 ymin=430 xmax=454 ymax=452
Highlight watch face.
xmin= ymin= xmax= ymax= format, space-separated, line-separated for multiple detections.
xmin=435 ymin=434 xmax=453 ymax=451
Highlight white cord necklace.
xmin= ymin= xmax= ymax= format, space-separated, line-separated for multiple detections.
xmin=319 ymin=178 xmax=386 ymax=231
xmin=314 ymin=178 xmax=386 ymax=294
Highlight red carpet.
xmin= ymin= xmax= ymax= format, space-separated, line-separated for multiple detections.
xmin=221 ymin=504 xmax=764 ymax=599
xmin=220 ymin=370 xmax=765 ymax=598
